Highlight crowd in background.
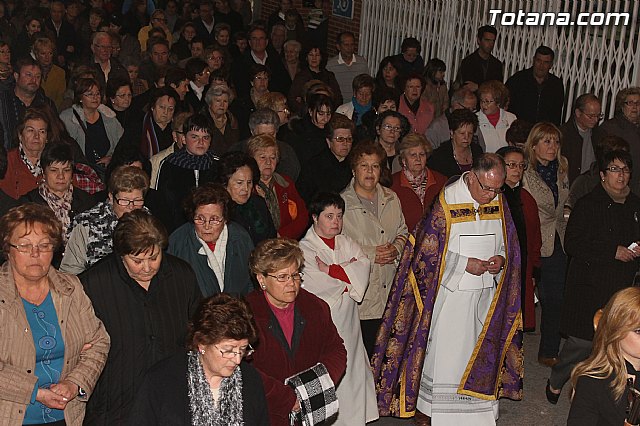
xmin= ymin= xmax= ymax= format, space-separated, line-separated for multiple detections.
xmin=1 ymin=0 xmax=640 ymax=424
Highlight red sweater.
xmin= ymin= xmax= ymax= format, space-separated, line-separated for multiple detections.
xmin=0 ymin=149 xmax=39 ymax=199
xmin=271 ymin=173 xmax=309 ymax=239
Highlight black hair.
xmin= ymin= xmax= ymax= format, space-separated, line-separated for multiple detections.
xmin=147 ymin=86 xmax=179 ymax=111
xmin=183 ymin=113 xmax=212 ymax=135
xmin=477 ymin=25 xmax=497 ymax=39
xmin=599 ymin=149 xmax=633 ymax=174
xmin=217 ymin=151 xmax=260 ymax=188
xmin=496 ymin=145 xmax=524 ymax=158
xmin=40 ymin=142 xmax=74 ymax=169
xmin=447 ymin=108 xmax=479 ymax=132
xmin=308 ymin=192 xmax=345 ymax=217
xmin=535 ymin=45 xmax=555 ymax=60
xmin=400 ymin=37 xmax=421 ymax=53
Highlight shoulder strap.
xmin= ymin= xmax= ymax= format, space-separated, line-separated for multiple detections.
xmin=73 ymin=109 xmax=87 ymax=134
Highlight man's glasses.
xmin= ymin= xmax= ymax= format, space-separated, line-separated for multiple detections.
xmin=332 ymin=136 xmax=353 ymax=144
xmin=473 ymin=172 xmax=504 ymax=194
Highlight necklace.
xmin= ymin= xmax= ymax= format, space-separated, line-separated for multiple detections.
xmin=19 ymin=283 xmax=48 ymax=305
xmin=453 ymin=147 xmax=472 ymax=170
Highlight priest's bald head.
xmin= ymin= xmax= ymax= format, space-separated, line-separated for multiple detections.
xmin=466 ymin=153 xmax=506 ymax=205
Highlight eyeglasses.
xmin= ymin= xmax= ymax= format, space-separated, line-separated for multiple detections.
xmin=456 ymin=102 xmax=478 ymax=113
xmin=9 ymin=242 xmax=55 ymax=253
xmin=213 ymin=344 xmax=254 ymax=359
xmin=198 ymin=69 xmax=211 ymax=76
xmin=607 ymin=165 xmax=631 ymax=174
xmin=277 ymin=108 xmax=290 ymax=115
xmin=114 ymin=197 xmax=145 ymax=206
xmin=624 ymin=101 xmax=640 ymax=107
xmin=332 ymin=136 xmax=353 ymax=144
xmin=473 ymin=171 xmax=504 ymax=194
xmin=115 ymin=93 xmax=133 ymax=99
xmin=580 ymin=111 xmax=604 ymax=120
xmin=265 ymin=272 xmax=304 ymax=282
xmin=480 ymin=99 xmax=496 ymax=105
xmin=505 ymin=162 xmax=528 ymax=170
xmin=93 ymin=44 xmax=112 ymax=50
xmin=83 ymin=91 xmax=101 ymax=98
xmin=382 ymin=124 xmax=402 ymax=133
xmin=194 ymin=216 xmax=224 ymax=226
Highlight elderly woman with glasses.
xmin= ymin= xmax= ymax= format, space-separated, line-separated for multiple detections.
xmin=168 ymin=183 xmax=254 ymax=297
xmin=0 ymin=203 xmax=109 ymax=426
xmin=60 ymin=165 xmax=149 ymax=274
xmin=522 ymin=122 xmax=570 ymax=368
xmin=60 ymin=77 xmax=123 ymax=177
xmin=476 ymin=80 xmax=517 ymax=153
xmin=129 ymin=293 xmax=268 ymax=425
xmin=545 ymin=149 xmax=640 ymax=405
xmin=246 ymin=238 xmax=347 ymax=425
xmin=80 ymin=209 xmax=202 ymax=424
xmin=496 ymin=146 xmax=541 ymax=333
xmin=391 ymin=133 xmax=447 ymax=231
xmin=374 ymin=110 xmax=411 ymax=173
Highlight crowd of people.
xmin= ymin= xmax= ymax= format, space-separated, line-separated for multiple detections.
xmin=0 ymin=0 xmax=640 ymax=424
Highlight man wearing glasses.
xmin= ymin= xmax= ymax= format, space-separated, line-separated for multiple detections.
xmin=372 ymin=153 xmax=523 ymax=425
xmin=90 ymin=31 xmax=129 ymax=88
xmin=561 ymin=93 xmax=604 ymax=184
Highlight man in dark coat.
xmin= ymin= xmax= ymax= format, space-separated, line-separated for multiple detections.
xmin=455 ymin=25 xmax=503 ymax=92
xmin=232 ymin=25 xmax=291 ymax=99
xmin=560 ymin=93 xmax=603 ymax=184
xmin=505 ymin=45 xmax=565 ymax=125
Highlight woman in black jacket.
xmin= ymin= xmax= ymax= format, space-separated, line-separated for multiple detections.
xmin=546 ymin=149 xmax=640 ymax=404
xmin=129 ymin=294 xmax=268 ymax=425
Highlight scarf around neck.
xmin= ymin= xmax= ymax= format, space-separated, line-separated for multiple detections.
xmin=402 ymin=166 xmax=427 ymax=205
xmin=352 ymin=97 xmax=371 ymax=125
xmin=536 ymin=159 xmax=559 ymax=206
xmin=187 ymin=351 xmax=244 ymax=425
xmin=39 ymin=182 xmax=73 ymax=240
xmin=167 ymin=148 xmax=219 ymax=170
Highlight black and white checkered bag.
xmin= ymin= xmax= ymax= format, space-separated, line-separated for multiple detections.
xmin=285 ymin=363 xmax=339 ymax=425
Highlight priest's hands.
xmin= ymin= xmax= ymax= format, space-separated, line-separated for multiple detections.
xmin=466 ymin=255 xmax=504 ymax=275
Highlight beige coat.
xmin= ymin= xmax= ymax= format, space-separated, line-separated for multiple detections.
xmin=522 ymin=162 xmax=570 ymax=257
xmin=341 ymin=179 xmax=408 ymax=320
xmin=0 ymin=263 xmax=110 ymax=426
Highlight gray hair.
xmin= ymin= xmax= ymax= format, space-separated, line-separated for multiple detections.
xmin=249 ymin=108 xmax=280 ymax=134
xmin=450 ymin=87 xmax=475 ymax=108
xmin=205 ymin=83 xmax=235 ymax=106
xmin=472 ymin=152 xmax=506 ymax=176
xmin=615 ymin=87 xmax=640 ymax=115
xmin=283 ymin=39 xmax=302 ymax=53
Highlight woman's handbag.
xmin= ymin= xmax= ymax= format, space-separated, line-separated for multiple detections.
xmin=285 ymin=362 xmax=338 ymax=426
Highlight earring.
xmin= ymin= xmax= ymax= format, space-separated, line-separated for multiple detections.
xmin=261 ymin=285 xmax=266 ymax=290
xmin=199 ymin=348 xmax=205 ymax=354
xmin=602 ymin=178 xmax=605 ymax=182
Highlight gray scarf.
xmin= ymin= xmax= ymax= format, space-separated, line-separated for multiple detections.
xmin=187 ymin=351 xmax=244 ymax=426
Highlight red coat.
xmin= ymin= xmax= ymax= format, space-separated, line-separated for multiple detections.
xmin=397 ymin=95 xmax=435 ymax=135
xmin=0 ymin=149 xmax=39 ymax=199
xmin=391 ymin=168 xmax=447 ymax=232
xmin=522 ymin=188 xmax=542 ymax=330
xmin=246 ymin=289 xmax=347 ymax=426
xmin=271 ymin=173 xmax=309 ymax=240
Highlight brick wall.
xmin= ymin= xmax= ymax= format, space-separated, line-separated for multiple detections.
xmin=258 ymin=0 xmax=362 ymax=57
